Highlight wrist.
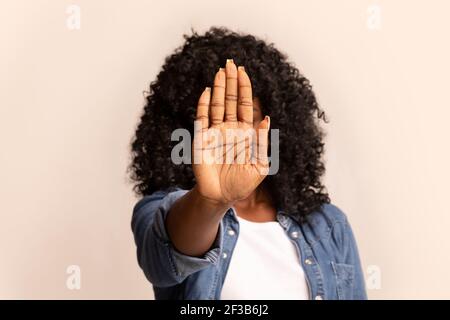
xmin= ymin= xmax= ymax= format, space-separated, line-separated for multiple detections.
xmin=192 ymin=185 xmax=233 ymax=210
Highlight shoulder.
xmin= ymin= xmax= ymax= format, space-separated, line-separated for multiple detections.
xmin=306 ymin=203 xmax=349 ymax=229
xmin=300 ymin=203 xmax=351 ymax=245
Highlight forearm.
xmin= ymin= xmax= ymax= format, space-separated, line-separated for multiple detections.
xmin=166 ymin=185 xmax=231 ymax=257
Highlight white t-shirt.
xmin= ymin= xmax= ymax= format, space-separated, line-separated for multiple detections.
xmin=220 ymin=214 xmax=310 ymax=300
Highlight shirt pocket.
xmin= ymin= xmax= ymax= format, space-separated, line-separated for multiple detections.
xmin=331 ymin=261 xmax=355 ymax=300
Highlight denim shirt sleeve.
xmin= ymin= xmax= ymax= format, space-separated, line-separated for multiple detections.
xmin=131 ymin=189 xmax=223 ymax=288
xmin=331 ymin=216 xmax=368 ymax=300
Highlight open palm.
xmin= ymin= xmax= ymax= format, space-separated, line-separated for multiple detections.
xmin=193 ymin=59 xmax=270 ymax=204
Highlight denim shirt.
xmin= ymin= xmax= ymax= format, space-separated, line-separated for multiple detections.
xmin=131 ymin=189 xmax=367 ymax=300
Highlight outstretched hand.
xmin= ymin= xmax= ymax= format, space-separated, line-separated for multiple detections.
xmin=193 ymin=59 xmax=270 ymax=204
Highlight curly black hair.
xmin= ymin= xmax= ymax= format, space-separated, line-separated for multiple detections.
xmin=130 ymin=27 xmax=330 ymax=222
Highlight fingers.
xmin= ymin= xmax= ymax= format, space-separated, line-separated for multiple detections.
xmin=237 ymin=66 xmax=253 ymax=125
xmin=225 ymin=59 xmax=238 ymax=122
xmin=207 ymin=60 xmax=253 ymax=126
xmin=196 ymin=87 xmax=211 ymax=132
xmin=210 ymin=68 xmax=225 ymax=125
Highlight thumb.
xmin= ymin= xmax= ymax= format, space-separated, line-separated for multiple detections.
xmin=256 ymin=115 xmax=270 ymax=146
xmin=254 ymin=116 xmax=270 ymax=175
xmin=258 ymin=115 xmax=270 ymax=131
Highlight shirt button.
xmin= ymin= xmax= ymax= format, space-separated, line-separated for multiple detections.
xmin=227 ymin=229 xmax=235 ymax=236
xmin=315 ymin=295 xmax=323 ymax=300
xmin=290 ymin=231 xmax=299 ymax=239
xmin=305 ymin=259 xmax=313 ymax=265
xmin=222 ymin=252 xmax=228 ymax=259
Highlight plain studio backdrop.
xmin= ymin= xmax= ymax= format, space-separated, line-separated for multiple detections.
xmin=1 ymin=0 xmax=450 ymax=299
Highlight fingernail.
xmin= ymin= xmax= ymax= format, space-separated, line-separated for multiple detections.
xmin=238 ymin=66 xmax=245 ymax=72
xmin=226 ymin=58 xmax=234 ymax=64
xmin=219 ymin=67 xmax=225 ymax=72
xmin=205 ymin=87 xmax=211 ymax=92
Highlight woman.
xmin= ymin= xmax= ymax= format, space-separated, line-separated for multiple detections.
xmin=130 ymin=27 xmax=367 ymax=300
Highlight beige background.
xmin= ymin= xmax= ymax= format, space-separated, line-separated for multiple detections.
xmin=1 ymin=0 xmax=449 ymax=299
